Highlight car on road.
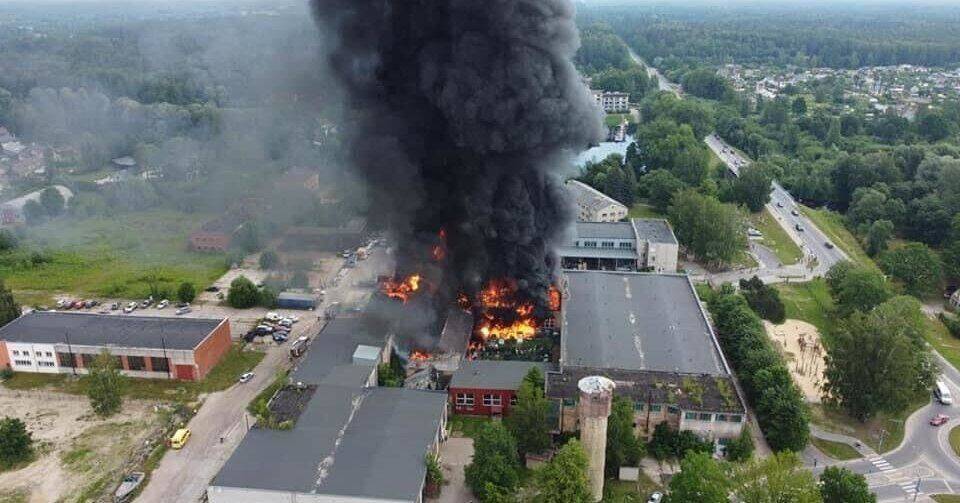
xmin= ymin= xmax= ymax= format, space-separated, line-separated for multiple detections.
xmin=936 ymin=380 xmax=953 ymax=405
xmin=238 ymin=372 xmax=255 ymax=383
xmin=795 ymin=224 xmax=804 ymax=232
xmin=204 ymin=286 xmax=220 ymax=292
xmin=776 ymin=201 xmax=784 ymax=208
xmin=790 ymin=209 xmax=800 ymax=216
xmin=824 ymin=242 xmax=835 ymax=249
xmin=647 ymin=492 xmax=663 ymax=503
xmin=175 ymin=302 xmax=189 ymax=308
xmin=747 ymin=228 xmax=763 ymax=238
xmin=931 ymin=414 xmax=950 ymax=427
xmin=175 ymin=307 xmax=192 ymax=316
xmin=110 ymin=302 xmax=120 ymax=310
xmin=169 ymin=428 xmax=191 ymax=449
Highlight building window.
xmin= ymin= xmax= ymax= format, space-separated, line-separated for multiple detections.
xmin=13 ymin=360 xmax=31 ymax=366
xmin=667 ymin=405 xmax=679 ymax=414
xmin=601 ymin=241 xmax=615 ymax=248
xmin=483 ymin=394 xmax=502 ymax=407
xmin=684 ymin=412 xmax=697 ymax=420
xmin=45 ymin=352 xmax=53 ymax=358
xmin=57 ymin=353 xmax=76 ymax=368
xmin=38 ymin=361 xmax=55 ymax=368
xmin=11 ymin=350 xmax=19 ymax=356
xmin=80 ymin=354 xmax=96 ymax=367
xmin=649 ymin=404 xmax=662 ymax=413
xmin=699 ymin=413 xmax=713 ymax=421
xmin=728 ymin=414 xmax=744 ymax=423
xmin=127 ymin=356 xmax=145 ymax=371
xmin=455 ymin=393 xmax=474 ymax=407
xmin=510 ymin=396 xmax=518 ymax=406
xmin=634 ymin=401 xmax=644 ymax=411
xmin=619 ymin=242 xmax=634 ymax=249
xmin=583 ymin=241 xmax=597 ymax=248
xmin=150 ymin=357 xmax=170 ymax=373
xmin=716 ymin=414 xmax=728 ymax=422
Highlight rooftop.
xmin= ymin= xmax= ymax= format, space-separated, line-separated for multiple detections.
xmin=631 ymin=218 xmax=677 ymax=245
xmin=561 ymin=271 xmax=726 ymax=376
xmin=0 ymin=311 xmax=224 ymax=350
xmin=572 ymin=221 xmax=635 ymax=240
xmin=565 ymin=179 xmax=627 ymax=212
xmin=450 ymin=360 xmax=553 ymax=390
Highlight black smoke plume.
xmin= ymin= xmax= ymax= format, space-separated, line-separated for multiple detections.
xmin=312 ymin=0 xmax=603 ymax=315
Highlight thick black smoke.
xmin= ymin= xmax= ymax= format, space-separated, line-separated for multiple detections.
xmin=312 ymin=0 xmax=603 ymax=310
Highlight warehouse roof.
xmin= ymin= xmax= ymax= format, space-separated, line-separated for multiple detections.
xmin=0 ymin=311 xmax=224 ymax=350
xmin=450 ymin=360 xmax=554 ymax=390
xmin=290 ymin=316 xmax=385 ymax=385
xmin=561 ymin=271 xmax=726 ymax=376
xmin=211 ymin=385 xmax=446 ymax=500
xmin=556 ymin=246 xmax=638 ymax=260
xmin=572 ymin=221 xmax=635 ymax=240
xmin=631 ymin=218 xmax=677 ymax=245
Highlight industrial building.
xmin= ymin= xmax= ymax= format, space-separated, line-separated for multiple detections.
xmin=209 ymin=316 xmax=447 ymax=503
xmin=448 ymin=360 xmax=551 ymax=416
xmin=565 ymin=180 xmax=628 ymax=223
xmin=548 ymin=271 xmax=746 ymax=445
xmin=558 ymin=218 xmax=679 ymax=273
xmin=0 ymin=312 xmax=231 ymax=381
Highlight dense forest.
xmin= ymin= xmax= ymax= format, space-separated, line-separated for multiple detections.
xmin=577 ymin=4 xmax=960 ymax=70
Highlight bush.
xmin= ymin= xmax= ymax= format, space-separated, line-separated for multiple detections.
xmin=648 ymin=421 xmax=712 ymax=460
xmin=227 ymin=276 xmax=260 ymax=309
xmin=739 ymin=276 xmax=786 ymax=323
xmin=259 ymin=250 xmax=279 ymax=270
xmin=0 ymin=368 xmax=12 ymax=381
xmin=0 ymin=417 xmax=33 ymax=467
xmin=176 ymin=282 xmax=196 ymax=303
xmin=940 ymin=313 xmax=960 ymax=338
xmin=465 ymin=423 xmax=520 ymax=502
xmin=725 ymin=428 xmax=755 ymax=462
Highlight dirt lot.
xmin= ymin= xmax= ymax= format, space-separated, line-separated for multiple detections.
xmin=0 ymin=385 xmax=163 ymax=503
xmin=763 ymin=319 xmax=826 ymax=403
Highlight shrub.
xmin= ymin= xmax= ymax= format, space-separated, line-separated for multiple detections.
xmin=227 ymin=276 xmax=260 ymax=309
xmin=940 ymin=313 xmax=960 ymax=338
xmin=739 ymin=276 xmax=786 ymax=323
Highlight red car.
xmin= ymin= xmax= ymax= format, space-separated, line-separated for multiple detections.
xmin=931 ymin=414 xmax=950 ymax=427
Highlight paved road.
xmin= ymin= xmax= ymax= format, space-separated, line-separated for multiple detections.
xmin=137 ymin=246 xmax=393 ymax=502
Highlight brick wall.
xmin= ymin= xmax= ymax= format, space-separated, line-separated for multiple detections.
xmin=448 ymin=387 xmax=517 ymax=416
xmin=193 ymin=319 xmax=233 ymax=380
xmin=0 ymin=341 xmax=9 ymax=369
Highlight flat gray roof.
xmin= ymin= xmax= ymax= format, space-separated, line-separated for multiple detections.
xmin=561 ymin=271 xmax=726 ymax=376
xmin=212 ymin=385 xmax=446 ymax=500
xmin=556 ymin=246 xmax=638 ymax=260
xmin=631 ymin=218 xmax=677 ymax=245
xmin=0 ymin=311 xmax=223 ymax=350
xmin=573 ymin=221 xmax=635 ymax=240
xmin=450 ymin=361 xmax=553 ymax=390
xmin=290 ymin=316 xmax=385 ymax=385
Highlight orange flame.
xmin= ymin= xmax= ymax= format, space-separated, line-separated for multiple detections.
xmin=381 ymin=274 xmax=422 ymax=302
xmin=474 ymin=279 xmax=538 ymax=342
xmin=548 ymin=285 xmax=561 ymax=312
xmin=431 ymin=244 xmax=445 ymax=261
xmin=409 ymin=350 xmax=430 ymax=362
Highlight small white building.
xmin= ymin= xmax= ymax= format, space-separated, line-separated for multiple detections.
xmin=0 ymin=185 xmax=73 ymax=226
xmin=565 ymin=180 xmax=628 ymax=223
xmin=591 ymin=90 xmax=630 ymax=113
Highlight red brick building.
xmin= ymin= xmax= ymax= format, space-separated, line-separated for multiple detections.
xmin=0 ymin=312 xmax=232 ymax=381
xmin=448 ymin=360 xmax=549 ymax=416
xmin=189 ymin=217 xmax=242 ymax=252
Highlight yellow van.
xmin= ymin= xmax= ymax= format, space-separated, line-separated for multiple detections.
xmin=169 ymin=428 xmax=191 ymax=449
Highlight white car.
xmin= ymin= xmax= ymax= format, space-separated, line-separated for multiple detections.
xmin=265 ymin=312 xmax=282 ymax=322
xmin=157 ymin=300 xmax=169 ymax=309
xmin=238 ymin=372 xmax=255 ymax=383
xmin=123 ymin=302 xmax=137 ymax=313
xmin=175 ymin=307 xmax=192 ymax=316
xmin=647 ymin=492 xmax=663 ymax=503
xmin=279 ymin=318 xmax=293 ymax=327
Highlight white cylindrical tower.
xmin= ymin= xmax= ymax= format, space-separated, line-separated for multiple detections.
xmin=578 ymin=375 xmax=616 ymax=502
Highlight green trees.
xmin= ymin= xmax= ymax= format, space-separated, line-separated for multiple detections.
xmin=648 ymin=421 xmax=712 ymax=460
xmin=176 ymin=282 xmax=196 ymax=304
xmin=605 ymin=396 xmax=643 ymax=476
xmin=575 ymin=24 xmax=633 ymax=74
xmin=819 ymin=466 xmax=875 ymax=503
xmin=705 ymin=288 xmax=809 ymax=452
xmin=735 ymin=451 xmax=821 ymax=503
xmin=86 ymin=350 xmax=126 ymax=417
xmin=668 ymin=189 xmax=747 ymax=266
xmin=728 ymin=163 xmax=773 ymax=213
xmin=826 ymin=263 xmax=893 ymax=317
xmin=791 ymin=96 xmax=807 ymax=116
xmin=465 ymin=423 xmax=521 ymax=501
xmin=879 ymin=242 xmax=943 ymax=297
xmin=227 ymin=275 xmax=261 ymax=308
xmin=0 ymin=417 xmax=32 ymax=469
xmin=591 ymin=66 xmax=652 ymax=102
xmin=665 ymin=451 xmax=731 ymax=503
xmin=40 ymin=188 xmax=65 ymax=216
xmin=642 ymin=169 xmax=685 ymax=213
xmin=22 ymin=200 xmax=45 ymax=224
xmin=825 ymin=296 xmax=934 ymax=421
xmin=635 ymin=118 xmax=711 ymax=185
xmin=681 ymin=68 xmax=732 ymax=101
xmin=506 ymin=369 xmax=551 ymax=458
xmin=579 ymin=154 xmax=637 ymax=206
xmin=725 ymin=429 xmax=755 ymax=462
xmin=0 ymin=279 xmax=21 ymax=328
xmin=535 ymin=439 xmax=591 ymax=503
xmin=739 ymin=276 xmax=786 ymax=324
xmin=864 ymin=219 xmax=894 ymax=257
xmin=259 ymin=250 xmax=280 ymax=270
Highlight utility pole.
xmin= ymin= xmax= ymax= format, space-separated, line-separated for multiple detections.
xmin=877 ymin=428 xmax=887 ymax=452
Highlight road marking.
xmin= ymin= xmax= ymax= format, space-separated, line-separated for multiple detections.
xmin=869 ymin=456 xmax=895 ymax=472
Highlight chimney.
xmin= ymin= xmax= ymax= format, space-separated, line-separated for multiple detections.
xmin=578 ymin=376 xmax=616 ymax=502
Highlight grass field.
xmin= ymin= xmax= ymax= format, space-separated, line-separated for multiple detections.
xmin=933 ymin=495 xmax=960 ymax=503
xmin=628 ymin=203 xmax=664 ymax=219
xmin=776 ymin=278 xmax=835 ymax=335
xmin=448 ymin=415 xmax=492 ymax=439
xmin=2 ymin=210 xmax=228 ymax=305
xmin=950 ymin=425 xmax=960 ymax=459
xmin=799 ymin=206 xmax=878 ymax=271
xmin=810 ymin=437 xmax=862 ymax=460
xmin=602 ymin=476 xmax=662 ymax=503
xmin=923 ymin=315 xmax=960 ymax=372
xmin=751 ymin=209 xmax=803 ymax=265
xmin=2 ymin=343 xmax=264 ymax=403
xmin=809 ymin=396 xmax=927 ymax=454
xmin=604 ymin=113 xmax=634 ymax=128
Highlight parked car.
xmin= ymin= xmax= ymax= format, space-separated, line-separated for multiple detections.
xmin=175 ymin=302 xmax=189 ymax=308
xmin=157 ymin=300 xmax=169 ymax=309
xmin=647 ymin=492 xmax=663 ymax=503
xmin=169 ymin=428 xmax=191 ymax=449
xmin=205 ymin=286 xmax=220 ymax=292
xmin=56 ymin=299 xmax=69 ymax=309
xmin=265 ymin=312 xmax=282 ymax=322
xmin=936 ymin=380 xmax=953 ymax=405
xmin=795 ymin=223 xmax=804 ymax=232
xmin=124 ymin=302 xmax=137 ymax=314
xmin=776 ymin=201 xmax=784 ymax=208
xmin=139 ymin=300 xmax=151 ymax=309
xmin=71 ymin=300 xmax=85 ymax=309
xmin=824 ymin=242 xmax=835 ymax=249
xmin=931 ymin=414 xmax=950 ymax=427
xmin=256 ymin=324 xmax=274 ymax=333
xmin=279 ymin=318 xmax=293 ymax=327
xmin=747 ymin=228 xmax=763 ymax=238
xmin=110 ymin=302 xmax=120 ymax=310
xmin=175 ymin=307 xmax=192 ymax=316
xmin=84 ymin=300 xmax=99 ymax=308
xmin=273 ymin=333 xmax=288 ymax=343
xmin=790 ymin=209 xmax=800 ymax=216
xmin=238 ymin=372 xmax=255 ymax=383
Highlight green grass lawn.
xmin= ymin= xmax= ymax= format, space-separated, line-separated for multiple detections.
xmin=810 ymin=437 xmax=862 ymax=460
xmin=950 ymin=425 xmax=960 ymax=459
xmin=809 ymin=396 xmax=927 ymax=454
xmin=602 ymin=475 xmax=662 ymax=503
xmin=750 ymin=209 xmax=803 ymax=265
xmin=2 ymin=343 xmax=264 ymax=403
xmin=604 ymin=113 xmax=632 ymax=128
xmin=628 ymin=203 xmax=664 ymax=219
xmin=923 ymin=316 xmax=960 ymax=373
xmin=799 ymin=206 xmax=878 ymax=271
xmin=933 ymin=495 xmax=960 ymax=503
xmin=776 ymin=278 xmax=835 ymax=335
xmin=3 ymin=210 xmax=228 ymax=305
xmin=448 ymin=415 xmax=492 ymax=439
xmin=0 ymin=489 xmax=28 ymax=503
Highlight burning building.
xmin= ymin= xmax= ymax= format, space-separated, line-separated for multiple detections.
xmin=313 ymin=0 xmax=605 ymax=353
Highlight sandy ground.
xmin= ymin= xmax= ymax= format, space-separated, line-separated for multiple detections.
xmin=0 ymin=385 xmax=161 ymax=503
xmin=764 ymin=319 xmax=826 ymax=403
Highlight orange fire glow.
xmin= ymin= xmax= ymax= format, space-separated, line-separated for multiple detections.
xmin=474 ymin=279 xmax=538 ymax=341
xmin=409 ymin=350 xmax=431 ymax=362
xmin=431 ymin=244 xmax=445 ymax=261
xmin=548 ymin=285 xmax=561 ymax=312
xmin=381 ymin=274 xmax=422 ymax=302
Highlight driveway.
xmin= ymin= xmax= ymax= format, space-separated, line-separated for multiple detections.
xmin=432 ymin=437 xmax=475 ymax=503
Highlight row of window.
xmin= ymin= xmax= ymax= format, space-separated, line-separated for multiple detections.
xmin=56 ymin=353 xmax=170 ymax=372
xmin=11 ymin=349 xmax=53 ymax=358
xmin=683 ymin=411 xmax=744 ymax=423
xmin=454 ymin=393 xmax=518 ymax=408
